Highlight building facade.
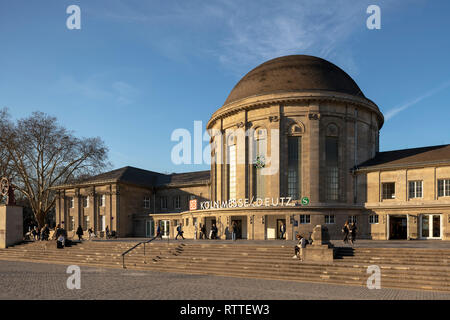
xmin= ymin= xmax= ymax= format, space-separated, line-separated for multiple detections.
xmin=54 ymin=55 xmax=450 ymax=240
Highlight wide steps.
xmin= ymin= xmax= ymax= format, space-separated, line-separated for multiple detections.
xmin=1 ymin=241 xmax=450 ymax=292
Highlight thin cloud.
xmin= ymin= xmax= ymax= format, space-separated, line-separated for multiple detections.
xmin=384 ymin=80 xmax=450 ymax=121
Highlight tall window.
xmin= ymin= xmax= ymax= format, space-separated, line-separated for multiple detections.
xmin=382 ymin=183 xmax=396 ymax=199
xmin=253 ymin=128 xmax=265 ymax=199
xmin=68 ymin=197 xmax=74 ymax=209
xmin=69 ymin=216 xmax=75 ymax=231
xmin=160 ymin=196 xmax=167 ymax=209
xmin=438 ymin=179 xmax=450 ymax=197
xmin=83 ymin=215 xmax=90 ymax=230
xmin=288 ymin=136 xmax=302 ymax=199
xmin=82 ymin=196 xmax=89 ymax=208
xmin=99 ymin=194 xmax=106 ymax=207
xmin=409 ymin=180 xmax=423 ymax=199
xmin=227 ymin=135 xmax=237 ymax=200
xmin=174 ymin=196 xmax=181 ymax=209
xmin=326 ymin=131 xmax=339 ymax=201
xmin=143 ymin=196 xmax=151 ymax=209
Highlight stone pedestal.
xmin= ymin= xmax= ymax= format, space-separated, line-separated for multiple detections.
xmin=0 ymin=205 xmax=23 ymax=248
xmin=303 ymin=224 xmax=335 ymax=262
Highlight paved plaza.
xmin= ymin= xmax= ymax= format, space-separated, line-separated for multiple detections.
xmin=0 ymin=260 xmax=449 ymax=300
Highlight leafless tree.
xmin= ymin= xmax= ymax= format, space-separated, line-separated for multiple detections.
xmin=0 ymin=108 xmax=109 ymax=227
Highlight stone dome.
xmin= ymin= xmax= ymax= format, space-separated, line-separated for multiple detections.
xmin=223 ymin=55 xmax=366 ymax=105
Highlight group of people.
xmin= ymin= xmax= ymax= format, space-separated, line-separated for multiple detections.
xmin=155 ymin=223 xmax=219 ymax=240
xmin=30 ymin=224 xmax=50 ymax=241
xmin=76 ymin=225 xmax=105 ymax=241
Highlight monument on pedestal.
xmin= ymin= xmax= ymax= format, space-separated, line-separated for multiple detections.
xmin=0 ymin=177 xmax=23 ymax=248
xmin=302 ymin=224 xmax=335 ymax=262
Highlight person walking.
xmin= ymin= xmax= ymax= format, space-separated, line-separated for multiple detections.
xmin=200 ymin=223 xmax=207 ymax=239
xmin=156 ymin=224 xmax=162 ymax=239
xmin=32 ymin=226 xmax=38 ymax=241
xmin=342 ymin=221 xmax=350 ymax=244
xmin=76 ymin=225 xmax=84 ymax=241
xmin=211 ymin=224 xmax=218 ymax=239
xmin=231 ymin=222 xmax=237 ymax=241
xmin=350 ymin=222 xmax=357 ymax=245
xmin=293 ymin=234 xmax=306 ymax=261
xmin=175 ymin=224 xmax=185 ymax=240
xmin=280 ymin=223 xmax=286 ymax=240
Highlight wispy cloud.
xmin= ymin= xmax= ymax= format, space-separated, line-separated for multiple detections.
xmin=384 ymin=80 xmax=450 ymax=121
xmin=54 ymin=75 xmax=139 ymax=106
xmin=89 ymin=0 xmax=398 ymax=75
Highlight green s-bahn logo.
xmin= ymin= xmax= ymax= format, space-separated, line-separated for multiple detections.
xmin=301 ymin=197 xmax=310 ymax=206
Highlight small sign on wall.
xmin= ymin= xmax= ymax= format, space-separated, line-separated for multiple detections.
xmin=189 ymin=199 xmax=198 ymax=211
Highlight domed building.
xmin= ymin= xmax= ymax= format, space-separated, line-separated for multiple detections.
xmin=202 ymin=55 xmax=384 ymax=240
xmin=55 ymin=55 xmax=450 ymax=241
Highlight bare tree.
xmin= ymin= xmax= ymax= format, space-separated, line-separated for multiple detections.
xmin=0 ymin=108 xmax=109 ymax=227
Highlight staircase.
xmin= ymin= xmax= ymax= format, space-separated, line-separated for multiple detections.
xmin=0 ymin=241 xmax=449 ymax=292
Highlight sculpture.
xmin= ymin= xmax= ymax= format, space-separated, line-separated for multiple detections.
xmin=0 ymin=177 xmax=16 ymax=206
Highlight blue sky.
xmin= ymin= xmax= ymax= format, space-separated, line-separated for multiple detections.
xmin=1 ymin=0 xmax=449 ymax=173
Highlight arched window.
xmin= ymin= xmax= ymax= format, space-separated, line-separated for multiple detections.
xmin=287 ymin=123 xmax=303 ymax=200
xmin=326 ymin=123 xmax=339 ymax=201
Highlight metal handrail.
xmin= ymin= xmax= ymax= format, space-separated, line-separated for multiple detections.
xmin=121 ymin=236 xmax=157 ymax=268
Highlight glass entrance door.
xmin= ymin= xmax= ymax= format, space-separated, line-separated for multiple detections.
xmin=145 ymin=220 xmax=154 ymax=237
xmin=420 ymin=214 xmax=442 ymax=239
xmin=161 ymin=220 xmax=170 ymax=238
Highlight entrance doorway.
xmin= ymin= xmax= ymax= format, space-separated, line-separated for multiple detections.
xmin=231 ymin=219 xmax=242 ymax=239
xmin=231 ymin=216 xmax=247 ymax=239
xmin=389 ymin=215 xmax=407 ymax=239
xmin=276 ymin=219 xmax=286 ymax=239
xmin=160 ymin=220 xmax=170 ymax=238
xmin=420 ymin=214 xmax=442 ymax=239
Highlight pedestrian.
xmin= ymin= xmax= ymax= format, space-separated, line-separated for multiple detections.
xmin=211 ymin=224 xmax=218 ymax=239
xmin=231 ymin=222 xmax=237 ymax=241
xmin=36 ymin=227 xmax=41 ymax=241
xmin=200 ymin=224 xmax=208 ymax=239
xmin=55 ymin=225 xmax=67 ymax=249
xmin=156 ymin=224 xmax=162 ymax=239
xmin=42 ymin=224 xmax=50 ymax=241
xmin=350 ymin=222 xmax=357 ymax=245
xmin=280 ymin=223 xmax=286 ymax=240
xmin=31 ymin=226 xmax=38 ymax=241
xmin=342 ymin=221 xmax=350 ymax=244
xmin=88 ymin=227 xmax=95 ymax=240
xmin=175 ymin=224 xmax=185 ymax=240
xmin=105 ymin=226 xmax=110 ymax=239
xmin=292 ymin=234 xmax=306 ymax=260
xmin=76 ymin=225 xmax=84 ymax=241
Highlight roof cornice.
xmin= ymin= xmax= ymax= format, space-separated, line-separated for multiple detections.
xmin=207 ymin=91 xmax=383 ymax=129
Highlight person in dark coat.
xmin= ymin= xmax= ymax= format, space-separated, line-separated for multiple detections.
xmin=76 ymin=225 xmax=84 ymax=241
xmin=350 ymin=222 xmax=357 ymax=245
xmin=211 ymin=224 xmax=218 ymax=239
xmin=342 ymin=221 xmax=350 ymax=244
xmin=156 ymin=224 xmax=162 ymax=239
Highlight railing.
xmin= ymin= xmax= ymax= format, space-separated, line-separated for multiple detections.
xmin=121 ymin=236 xmax=157 ymax=269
